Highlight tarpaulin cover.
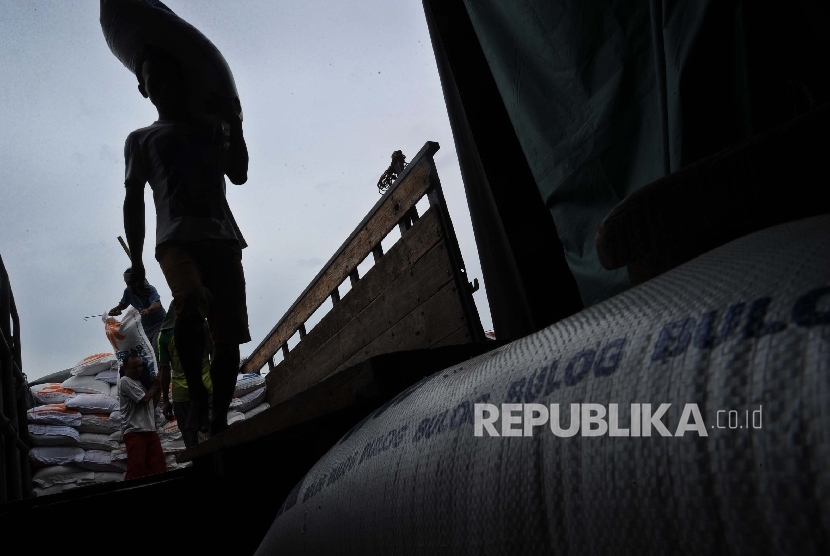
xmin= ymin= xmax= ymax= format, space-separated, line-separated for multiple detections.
xmin=460 ymin=0 xmax=830 ymax=306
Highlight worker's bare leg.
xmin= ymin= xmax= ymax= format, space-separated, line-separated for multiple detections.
xmin=174 ymin=294 xmax=210 ymax=432
xmin=209 ymin=343 xmax=240 ymax=435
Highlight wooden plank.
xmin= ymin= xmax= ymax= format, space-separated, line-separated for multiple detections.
xmin=269 ymin=243 xmax=457 ymax=405
xmin=181 ymin=342 xmax=503 ymax=463
xmin=335 ymin=280 xmax=467 ymax=373
xmin=245 ymin=143 xmax=440 ymax=374
xmin=265 ymin=207 xmax=444 ymax=389
xmin=433 ymin=325 xmax=472 ymax=347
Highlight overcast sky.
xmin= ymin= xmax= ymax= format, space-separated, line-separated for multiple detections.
xmin=0 ymin=0 xmax=493 ymax=381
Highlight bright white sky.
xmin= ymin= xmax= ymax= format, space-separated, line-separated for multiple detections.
xmin=0 ymin=0 xmax=492 ymax=381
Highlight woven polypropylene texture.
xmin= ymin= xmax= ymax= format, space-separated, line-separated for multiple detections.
xmin=257 ymin=215 xmax=830 ymax=556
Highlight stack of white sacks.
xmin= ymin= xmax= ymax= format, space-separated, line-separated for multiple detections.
xmin=28 ymin=353 xmax=125 ymax=497
xmin=29 ymin=360 xmax=270 ymax=497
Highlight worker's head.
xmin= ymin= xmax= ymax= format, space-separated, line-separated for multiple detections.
xmin=123 ymin=267 xmax=131 ymax=284
xmin=135 ymin=45 xmax=186 ymax=112
xmin=122 ymin=351 xmax=144 ymax=381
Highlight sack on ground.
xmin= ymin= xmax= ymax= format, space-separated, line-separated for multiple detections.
xmin=27 ymin=404 xmax=82 ymax=428
xmin=66 ymin=394 xmax=119 ymax=414
xmin=30 ymin=383 xmax=76 ymax=405
xmin=62 ymin=375 xmax=111 ymax=396
xmin=70 ymin=353 xmax=117 ymax=377
xmin=28 ymin=424 xmax=80 ymax=447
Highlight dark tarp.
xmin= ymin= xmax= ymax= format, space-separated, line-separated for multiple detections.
xmin=460 ymin=0 xmax=830 ymax=306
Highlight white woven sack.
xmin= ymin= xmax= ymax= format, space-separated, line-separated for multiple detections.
xmin=30 ymin=383 xmax=76 ymax=405
xmin=78 ymin=432 xmax=119 ymax=452
xmin=29 ymin=446 xmax=85 ymax=467
xmin=92 ymin=471 xmax=125 ymax=484
xmin=79 ymin=413 xmax=120 ymax=434
xmin=233 ymin=386 xmax=266 ymax=414
xmin=70 ymin=353 xmax=117 ymax=377
xmin=111 ymin=444 xmax=128 ymax=462
xmin=31 ymin=465 xmax=95 ymax=489
xmin=243 ymin=402 xmax=270 ymax=420
xmin=96 ymin=368 xmax=119 ymax=385
xmin=78 ymin=450 xmax=127 ymax=472
xmin=227 ymin=410 xmax=245 ymax=426
xmin=61 ymin=375 xmax=111 ymax=395
xmin=28 ymin=425 xmax=80 ymax=447
xmin=33 ymin=484 xmax=73 ymax=497
xmin=65 ymin=394 xmax=119 ymax=414
xmin=157 ymin=420 xmax=182 ymax=442
xmin=234 ymin=373 xmax=265 ymax=397
xmin=27 ymin=404 xmax=82 ymax=428
xmin=161 ymin=438 xmax=186 ymax=454
xmin=103 ymin=307 xmax=158 ymax=378
xmin=257 ymin=215 xmax=830 ymax=556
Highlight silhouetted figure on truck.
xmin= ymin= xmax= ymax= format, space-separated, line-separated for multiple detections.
xmin=121 ymin=45 xmax=250 ymax=436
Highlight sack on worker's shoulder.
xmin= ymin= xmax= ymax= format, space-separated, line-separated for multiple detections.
xmin=103 ymin=308 xmax=158 ymax=378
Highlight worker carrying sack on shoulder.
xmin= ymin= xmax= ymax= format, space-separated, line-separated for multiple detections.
xmin=104 ymin=308 xmax=158 ymax=383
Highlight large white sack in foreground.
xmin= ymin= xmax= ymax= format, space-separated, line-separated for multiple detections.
xmin=257 ymin=215 xmax=830 ymax=556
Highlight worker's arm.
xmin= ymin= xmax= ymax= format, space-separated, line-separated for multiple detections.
xmin=108 ymin=301 xmax=129 ymax=316
xmin=224 ymin=119 xmax=248 ymax=185
xmin=123 ymin=181 xmax=149 ymax=296
xmin=139 ymin=376 xmax=160 ymax=404
xmin=210 ymin=96 xmax=247 ymax=185
xmin=140 ymin=301 xmax=162 ymax=317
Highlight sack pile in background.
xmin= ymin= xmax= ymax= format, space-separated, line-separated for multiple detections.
xmin=28 ymin=352 xmax=126 ymax=497
xmin=29 ymin=365 xmax=270 ymax=497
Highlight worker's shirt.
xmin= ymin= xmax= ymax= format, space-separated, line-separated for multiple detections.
xmin=120 ymin=284 xmax=165 ymax=329
xmin=124 ymin=119 xmax=247 ymax=252
xmin=157 ymin=326 xmax=213 ymax=403
xmin=119 ymin=376 xmax=156 ymax=435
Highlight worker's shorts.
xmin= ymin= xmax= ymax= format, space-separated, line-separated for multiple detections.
xmin=156 ymin=239 xmax=251 ymax=348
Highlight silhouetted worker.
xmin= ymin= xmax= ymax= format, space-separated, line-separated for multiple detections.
xmin=121 ymin=45 xmax=250 ymax=436
xmin=109 ymin=267 xmax=166 ymax=358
